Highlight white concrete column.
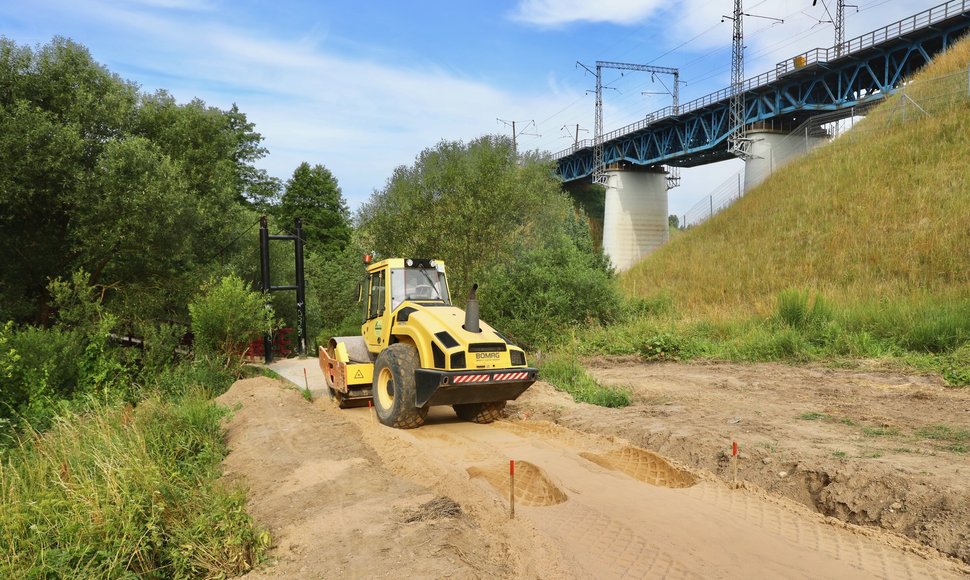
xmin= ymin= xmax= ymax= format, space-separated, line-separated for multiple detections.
xmin=601 ymin=169 xmax=668 ymax=272
xmin=744 ymin=129 xmax=828 ymax=191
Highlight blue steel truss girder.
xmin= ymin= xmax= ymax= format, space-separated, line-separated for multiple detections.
xmin=556 ymin=5 xmax=970 ymax=180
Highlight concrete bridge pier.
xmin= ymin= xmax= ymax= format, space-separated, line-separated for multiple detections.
xmin=601 ymin=167 xmax=668 ymax=272
xmin=743 ymin=128 xmax=828 ymax=191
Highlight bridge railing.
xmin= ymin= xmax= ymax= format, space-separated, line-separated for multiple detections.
xmin=553 ymin=0 xmax=970 ymax=161
xmin=681 ymin=66 xmax=969 ymax=228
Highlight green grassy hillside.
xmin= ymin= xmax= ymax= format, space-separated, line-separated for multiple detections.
xmin=624 ymin=39 xmax=970 ymax=320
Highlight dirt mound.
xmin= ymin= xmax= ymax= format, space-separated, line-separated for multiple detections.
xmin=468 ymin=461 xmax=568 ymax=506
xmin=580 ymin=447 xmax=697 ymax=488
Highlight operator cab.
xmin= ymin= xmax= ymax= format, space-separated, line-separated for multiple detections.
xmin=362 ymin=257 xmax=451 ymax=351
xmin=389 ymin=259 xmax=450 ymax=309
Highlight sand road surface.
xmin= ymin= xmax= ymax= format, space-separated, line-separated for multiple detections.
xmin=217 ymin=359 xmax=968 ymax=578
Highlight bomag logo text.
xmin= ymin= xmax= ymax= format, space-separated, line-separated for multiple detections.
xmin=474 ymin=352 xmax=501 ymax=360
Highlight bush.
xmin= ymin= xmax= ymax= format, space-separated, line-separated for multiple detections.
xmin=481 ymin=228 xmax=623 ymax=349
xmin=189 ymin=274 xmax=277 ymax=367
xmin=1 ymin=273 xmax=134 ymax=439
xmin=637 ymin=333 xmax=685 ymax=361
xmin=942 ymin=343 xmax=970 ymax=386
xmin=137 ymin=321 xmax=186 ymax=379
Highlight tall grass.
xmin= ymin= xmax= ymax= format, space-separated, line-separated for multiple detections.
xmin=620 ymin=39 xmax=970 ymax=321
xmin=0 ymin=368 xmax=268 ymax=578
xmin=573 ymin=292 xmax=970 ymax=385
xmin=539 ymin=354 xmax=631 ymax=407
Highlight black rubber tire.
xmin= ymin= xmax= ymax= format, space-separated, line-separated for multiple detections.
xmin=372 ymin=343 xmax=428 ymax=429
xmin=323 ymin=343 xmax=338 ymax=400
xmin=323 ymin=368 xmax=344 ymax=406
xmin=453 ymin=401 xmax=506 ymax=424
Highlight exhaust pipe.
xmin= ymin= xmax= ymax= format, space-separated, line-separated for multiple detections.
xmin=463 ymin=284 xmax=480 ymax=333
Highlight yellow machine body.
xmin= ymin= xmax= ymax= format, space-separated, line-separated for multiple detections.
xmin=320 ymin=258 xmax=536 ymax=420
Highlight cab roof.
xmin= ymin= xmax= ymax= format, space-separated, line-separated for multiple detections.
xmin=366 ymin=258 xmax=445 ymax=272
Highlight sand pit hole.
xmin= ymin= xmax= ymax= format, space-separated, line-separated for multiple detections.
xmin=403 ymin=496 xmax=463 ymax=523
xmin=467 ymin=461 xmax=567 ymax=507
xmin=581 ymin=447 xmax=697 ymax=488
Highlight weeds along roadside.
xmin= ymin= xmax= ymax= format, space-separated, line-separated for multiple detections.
xmin=0 ymin=273 xmax=275 ymax=578
xmin=0 ymin=361 xmax=270 ymax=578
xmin=538 ymin=290 xmax=970 ymax=402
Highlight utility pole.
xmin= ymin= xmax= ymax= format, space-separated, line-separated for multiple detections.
xmin=496 ymin=118 xmax=539 ymax=155
xmin=576 ymin=61 xmax=607 ymax=185
xmin=814 ymin=0 xmax=857 ymax=57
xmin=577 ymin=60 xmax=681 ymax=185
xmin=561 ymin=123 xmax=589 ymax=148
xmin=723 ymin=1 xmax=782 ymax=159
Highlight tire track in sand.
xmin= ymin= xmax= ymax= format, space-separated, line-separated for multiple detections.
xmin=381 ymin=414 xmax=967 ymax=579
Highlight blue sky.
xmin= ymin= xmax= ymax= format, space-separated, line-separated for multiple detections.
xmin=1 ymin=0 xmax=943 ymax=218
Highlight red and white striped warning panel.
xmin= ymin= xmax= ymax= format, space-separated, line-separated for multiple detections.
xmin=493 ymin=371 xmax=530 ymax=381
xmin=451 ymin=371 xmax=531 ymax=384
xmin=453 ymin=374 xmax=490 ymax=384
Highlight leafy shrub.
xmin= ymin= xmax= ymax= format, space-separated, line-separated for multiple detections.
xmin=539 ymin=355 xmax=630 ymax=408
xmin=1 ymin=273 xmax=136 ymax=440
xmin=47 ymin=271 xmax=106 ymax=334
xmin=481 ymin=231 xmax=623 ymax=349
xmin=189 ymin=274 xmax=277 ymax=367
xmin=137 ymin=321 xmax=186 ymax=379
xmin=637 ymin=333 xmax=684 ymax=361
xmin=942 ymin=342 xmax=970 ymax=386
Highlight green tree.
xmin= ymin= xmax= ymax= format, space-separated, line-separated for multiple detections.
xmin=305 ymin=241 xmax=368 ymax=342
xmin=71 ymin=137 xmax=190 ymax=287
xmin=0 ymin=37 xmax=136 ymax=322
xmin=480 ymin=204 xmax=621 ymax=348
xmin=273 ymin=162 xmax=351 ymax=255
xmin=133 ymin=93 xmax=269 ymax=208
xmin=0 ymin=37 xmax=270 ymax=324
xmin=358 ymin=135 xmax=570 ymax=303
xmin=668 ymin=214 xmax=680 ymax=229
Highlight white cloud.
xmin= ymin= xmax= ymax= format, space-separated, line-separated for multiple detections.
xmin=509 ymin=0 xmax=666 ymax=27
xmin=7 ymin=0 xmax=947 ymax=215
xmin=0 ymin=0 xmax=582 ymax=208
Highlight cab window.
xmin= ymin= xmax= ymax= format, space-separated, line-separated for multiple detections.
xmin=368 ymin=270 xmax=385 ymax=319
xmin=390 ymin=269 xmax=406 ymax=311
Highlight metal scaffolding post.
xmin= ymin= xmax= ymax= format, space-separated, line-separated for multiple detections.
xmin=726 ymin=0 xmax=747 ymax=158
xmin=578 ymin=60 xmax=681 ymax=185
